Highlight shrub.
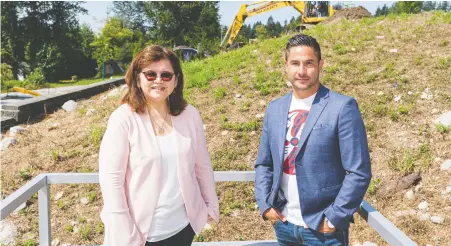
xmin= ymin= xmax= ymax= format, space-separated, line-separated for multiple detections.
xmin=25 ymin=68 xmax=46 ymax=85
xmin=1 ymin=63 xmax=14 ymax=81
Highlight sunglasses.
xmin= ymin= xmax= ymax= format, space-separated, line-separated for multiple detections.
xmin=142 ymin=71 xmax=175 ymax=82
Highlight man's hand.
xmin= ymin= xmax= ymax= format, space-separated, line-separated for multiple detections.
xmin=263 ymin=208 xmax=287 ymax=225
xmin=318 ymin=218 xmax=336 ymax=233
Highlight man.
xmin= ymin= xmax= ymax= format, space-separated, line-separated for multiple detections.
xmin=254 ymin=34 xmax=372 ymax=245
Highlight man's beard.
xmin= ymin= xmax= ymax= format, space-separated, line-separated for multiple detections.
xmin=292 ymin=77 xmax=319 ymax=91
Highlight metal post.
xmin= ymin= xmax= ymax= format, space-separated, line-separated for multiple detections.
xmin=102 ymin=55 xmax=104 ymax=81
xmin=38 ymin=181 xmax=51 ymax=246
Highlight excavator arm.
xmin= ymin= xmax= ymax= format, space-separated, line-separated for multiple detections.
xmin=220 ymin=4 xmax=249 ymax=49
xmin=220 ymin=1 xmax=334 ymax=49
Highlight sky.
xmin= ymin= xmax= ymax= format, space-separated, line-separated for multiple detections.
xmin=78 ymin=1 xmax=396 ymax=33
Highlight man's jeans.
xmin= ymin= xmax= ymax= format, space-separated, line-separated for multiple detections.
xmin=273 ymin=221 xmax=349 ymax=246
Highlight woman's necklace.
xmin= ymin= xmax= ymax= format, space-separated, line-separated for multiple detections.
xmin=147 ymin=107 xmax=168 ymax=135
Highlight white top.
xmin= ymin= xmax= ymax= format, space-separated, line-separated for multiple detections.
xmin=280 ymin=93 xmax=316 ymax=227
xmin=147 ymin=130 xmax=189 ymax=242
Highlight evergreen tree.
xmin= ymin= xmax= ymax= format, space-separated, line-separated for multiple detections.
xmin=375 ymin=7 xmax=382 ymax=17
xmin=422 ymin=1 xmax=437 ymax=11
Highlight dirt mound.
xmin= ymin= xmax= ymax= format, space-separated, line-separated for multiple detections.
xmin=322 ymin=6 xmax=373 ymax=25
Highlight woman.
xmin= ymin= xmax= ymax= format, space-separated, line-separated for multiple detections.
xmin=99 ymin=45 xmax=219 ymax=246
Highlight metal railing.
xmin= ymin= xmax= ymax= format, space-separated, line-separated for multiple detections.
xmin=1 ymin=172 xmax=417 ymax=246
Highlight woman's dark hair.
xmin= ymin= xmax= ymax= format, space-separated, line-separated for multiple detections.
xmin=121 ymin=45 xmax=187 ymax=116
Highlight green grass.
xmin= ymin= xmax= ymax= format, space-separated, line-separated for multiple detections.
xmin=46 ymin=76 xmax=123 ymax=88
xmin=79 ymin=225 xmax=92 ymax=240
xmin=19 ymin=168 xmax=31 ymax=180
xmin=216 ymin=105 xmax=226 ymax=114
xmin=65 ymin=224 xmax=74 ymax=233
xmin=389 ymin=150 xmax=415 ymax=175
xmin=439 ymin=39 xmax=449 ymax=47
xmin=324 ymin=64 xmax=340 ymax=74
xmin=232 ymin=76 xmax=242 ymax=85
xmin=49 ymin=149 xmax=60 ymax=162
xmin=57 ymin=200 xmax=68 ymax=210
xmin=398 ymin=105 xmax=409 ymax=115
xmin=96 ymin=221 xmax=104 ymax=234
xmin=89 ymin=124 xmax=107 ymax=150
xmin=332 ymin=43 xmax=348 ymax=55
xmin=239 ymin=101 xmax=251 ymax=112
xmin=436 ymin=57 xmax=451 ymax=69
xmin=213 ymin=87 xmax=226 ymax=100
xmin=388 ymin=144 xmax=434 ymax=175
xmin=78 ymin=216 xmax=87 ymax=223
xmin=20 ymin=239 xmax=37 ymax=246
xmin=436 ymin=123 xmax=450 ymax=134
xmin=367 ymin=178 xmax=381 ymax=195
xmin=213 ymin=147 xmax=250 ymax=170
xmin=86 ymin=191 xmax=97 ymax=203
xmin=220 ymin=119 xmax=259 ymax=132
xmin=78 ymin=167 xmax=94 ymax=173
xmin=373 ymin=105 xmax=388 ymax=117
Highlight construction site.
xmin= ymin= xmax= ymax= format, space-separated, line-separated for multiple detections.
xmin=1 ymin=2 xmax=451 ymax=246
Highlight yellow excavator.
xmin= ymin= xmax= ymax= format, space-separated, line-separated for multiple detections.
xmin=220 ymin=1 xmax=335 ymax=49
xmin=11 ymin=87 xmax=40 ymax=97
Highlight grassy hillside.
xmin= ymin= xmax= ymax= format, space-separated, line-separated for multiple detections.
xmin=2 ymin=11 xmax=451 ymax=245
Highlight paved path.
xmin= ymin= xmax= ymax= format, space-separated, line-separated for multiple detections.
xmin=1 ymin=85 xmax=92 ymax=106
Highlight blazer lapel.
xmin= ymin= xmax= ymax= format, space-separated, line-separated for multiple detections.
xmin=171 ymin=115 xmax=192 ymax=178
xmin=276 ymin=92 xmax=293 ymax=166
xmin=297 ymin=85 xmax=329 ymax=151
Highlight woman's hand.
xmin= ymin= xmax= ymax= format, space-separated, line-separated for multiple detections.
xmin=207 ymin=216 xmax=216 ymax=225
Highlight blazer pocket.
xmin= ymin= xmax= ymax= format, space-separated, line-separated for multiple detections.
xmin=321 ymin=184 xmax=342 ymax=192
xmin=313 ymin=124 xmax=332 ymax=130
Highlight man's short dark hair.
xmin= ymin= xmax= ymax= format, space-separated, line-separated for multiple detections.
xmin=285 ymin=34 xmax=321 ymax=62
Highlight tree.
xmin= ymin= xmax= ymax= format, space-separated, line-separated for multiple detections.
xmin=79 ymin=24 xmax=95 ymax=59
xmin=255 ymin=25 xmax=269 ymax=40
xmin=40 ymin=1 xmax=89 ymax=81
xmin=1 ymin=1 xmax=91 ymax=81
xmin=391 ymin=1 xmax=423 ymax=14
xmin=1 ymin=1 xmax=24 ymax=79
xmin=283 ymin=16 xmax=301 ymax=33
xmin=422 ymin=1 xmax=437 ymax=11
xmin=437 ymin=1 xmax=449 ymax=11
xmin=266 ymin=16 xmax=275 ymax=37
xmin=333 ymin=3 xmax=344 ymax=11
xmin=91 ymin=17 xmax=134 ymax=69
xmin=235 ymin=24 xmax=251 ymax=44
xmin=265 ymin=16 xmax=283 ymax=38
xmin=380 ymin=4 xmax=389 ymax=16
xmin=193 ymin=2 xmax=221 ymax=55
xmin=112 ymin=2 xmax=149 ymax=33
xmin=375 ymin=7 xmax=382 ymax=17
xmin=142 ymin=2 xmax=220 ymax=54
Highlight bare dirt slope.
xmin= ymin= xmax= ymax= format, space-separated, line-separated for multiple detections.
xmin=322 ymin=6 xmax=373 ymax=25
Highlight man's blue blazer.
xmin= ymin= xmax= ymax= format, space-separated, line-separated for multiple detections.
xmin=255 ymin=84 xmax=372 ymax=230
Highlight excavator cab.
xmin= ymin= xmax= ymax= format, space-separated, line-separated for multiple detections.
xmin=305 ymin=1 xmax=331 ymax=18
